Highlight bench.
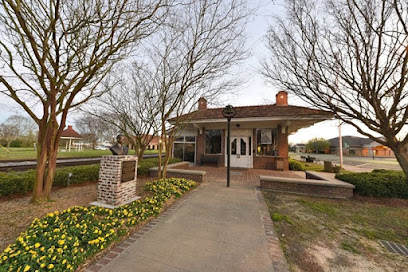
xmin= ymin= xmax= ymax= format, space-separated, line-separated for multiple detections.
xmin=201 ymin=155 xmax=220 ymax=167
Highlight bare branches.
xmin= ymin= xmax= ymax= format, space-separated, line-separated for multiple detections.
xmin=262 ymin=0 xmax=408 ymax=177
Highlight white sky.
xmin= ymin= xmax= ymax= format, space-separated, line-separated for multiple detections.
xmin=0 ymin=0 xmax=365 ymax=144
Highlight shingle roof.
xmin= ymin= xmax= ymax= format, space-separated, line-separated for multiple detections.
xmin=61 ymin=125 xmax=82 ymax=138
xmin=170 ymin=104 xmax=332 ymax=122
xmin=328 ymin=136 xmax=373 ymax=148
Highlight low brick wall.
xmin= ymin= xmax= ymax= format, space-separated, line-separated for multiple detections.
xmin=260 ymin=173 xmax=355 ymax=199
xmin=150 ymin=162 xmax=206 ymax=182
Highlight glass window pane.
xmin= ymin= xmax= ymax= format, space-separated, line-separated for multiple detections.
xmin=173 ymin=143 xmax=184 ymax=160
xmin=175 ymin=137 xmax=184 ymax=142
xmin=231 ymin=139 xmax=237 ymax=155
xmin=205 ymin=129 xmax=222 ymax=154
xmin=185 ymin=136 xmax=196 ymax=142
xmin=184 ymin=143 xmax=195 ymax=163
xmin=256 ymin=129 xmax=278 ymax=156
xmin=240 ymin=138 xmax=246 ymax=155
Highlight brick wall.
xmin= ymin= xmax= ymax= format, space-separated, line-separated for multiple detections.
xmin=196 ymin=129 xmax=205 ymax=165
xmin=252 ymin=128 xmax=288 ymax=170
xmin=260 ymin=180 xmax=353 ymax=199
xmin=97 ymin=155 xmax=138 ymax=207
xmin=277 ymin=125 xmax=289 ymax=171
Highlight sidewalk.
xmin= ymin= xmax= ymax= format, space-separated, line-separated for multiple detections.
xmin=88 ymin=183 xmax=286 ymax=272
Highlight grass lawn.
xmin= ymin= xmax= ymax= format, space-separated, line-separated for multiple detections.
xmin=0 ymin=147 xmax=159 ymax=161
xmin=263 ymin=191 xmax=408 ymax=272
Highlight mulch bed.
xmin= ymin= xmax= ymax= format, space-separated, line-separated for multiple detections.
xmin=0 ymin=176 xmax=156 ymax=252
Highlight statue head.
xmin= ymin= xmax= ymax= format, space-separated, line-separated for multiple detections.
xmin=116 ymin=134 xmax=125 ymax=145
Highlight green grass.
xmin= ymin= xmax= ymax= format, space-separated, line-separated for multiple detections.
xmin=0 ymin=148 xmax=159 ymax=161
xmin=262 ymin=191 xmax=408 ymax=270
xmin=290 ymin=159 xmax=324 ymax=172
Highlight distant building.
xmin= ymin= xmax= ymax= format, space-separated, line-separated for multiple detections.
xmin=126 ymin=135 xmax=165 ymax=151
xmin=60 ymin=125 xmax=83 ymax=152
xmin=328 ymin=136 xmax=394 ymax=157
xmin=292 ymin=143 xmax=306 ymax=153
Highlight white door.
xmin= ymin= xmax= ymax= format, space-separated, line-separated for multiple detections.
xmin=230 ymin=137 xmax=251 ymax=168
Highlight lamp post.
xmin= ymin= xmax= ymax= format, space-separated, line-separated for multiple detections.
xmin=222 ymin=105 xmax=236 ymax=187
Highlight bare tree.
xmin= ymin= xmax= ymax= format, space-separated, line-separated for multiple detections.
xmin=262 ymin=0 xmax=408 ymax=178
xmin=0 ymin=0 xmax=167 ymax=202
xmin=4 ymin=115 xmax=36 ymax=139
xmin=0 ymin=114 xmax=35 ymax=147
xmin=0 ymin=123 xmax=17 ymax=147
xmin=87 ymin=67 xmax=160 ymax=161
xmin=75 ymin=113 xmax=110 ymax=149
xmin=132 ymin=0 xmax=250 ymax=178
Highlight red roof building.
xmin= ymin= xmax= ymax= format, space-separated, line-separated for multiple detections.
xmin=61 ymin=125 xmax=83 ymax=152
xmin=169 ymin=91 xmax=333 ymax=170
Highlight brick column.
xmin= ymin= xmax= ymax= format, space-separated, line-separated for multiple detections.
xmin=93 ymin=155 xmax=139 ymax=208
xmin=278 ymin=125 xmax=289 ymax=171
xmin=196 ymin=128 xmax=205 ymax=165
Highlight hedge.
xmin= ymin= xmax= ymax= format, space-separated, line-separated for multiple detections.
xmin=137 ymin=157 xmax=181 ymax=176
xmin=336 ymin=169 xmax=408 ymax=199
xmin=0 ymin=157 xmax=182 ymax=197
xmin=289 ymin=158 xmax=305 ymax=171
xmin=0 ymin=178 xmax=196 ymax=271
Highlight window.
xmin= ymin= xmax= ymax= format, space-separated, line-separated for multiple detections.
xmin=256 ymin=129 xmax=278 ymax=156
xmin=172 ymin=135 xmax=196 ymax=163
xmin=205 ymin=129 xmax=222 ymax=154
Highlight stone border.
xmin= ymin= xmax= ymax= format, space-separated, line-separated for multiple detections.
xmin=85 ymin=185 xmax=201 ymax=272
xmin=149 ymin=162 xmax=206 ymax=182
xmin=260 ymin=171 xmax=355 ymax=199
xmin=255 ymin=187 xmax=290 ymax=272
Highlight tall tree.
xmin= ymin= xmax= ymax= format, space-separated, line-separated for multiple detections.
xmin=87 ymin=67 xmax=160 ymax=161
xmin=0 ymin=0 xmax=167 ymax=202
xmin=75 ymin=113 xmax=110 ymax=150
xmin=262 ymin=0 xmax=408 ymax=178
xmin=306 ymin=137 xmax=330 ymax=153
xmin=132 ymin=0 xmax=250 ymax=178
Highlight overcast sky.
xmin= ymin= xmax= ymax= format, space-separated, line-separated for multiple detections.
xmin=0 ymin=0 xmax=364 ymax=144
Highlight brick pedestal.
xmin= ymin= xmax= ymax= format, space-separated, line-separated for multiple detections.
xmin=91 ymin=155 xmax=139 ymax=209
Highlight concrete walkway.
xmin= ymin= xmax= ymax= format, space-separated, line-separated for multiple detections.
xmin=96 ymin=183 xmax=276 ymax=272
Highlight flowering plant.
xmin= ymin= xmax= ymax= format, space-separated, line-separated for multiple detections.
xmin=0 ymin=178 xmax=195 ymax=271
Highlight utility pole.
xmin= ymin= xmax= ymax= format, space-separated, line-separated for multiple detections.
xmin=338 ymin=119 xmax=343 ymax=168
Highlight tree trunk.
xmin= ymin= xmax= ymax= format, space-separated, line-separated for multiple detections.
xmin=138 ymin=149 xmax=145 ymax=163
xmin=31 ymin=140 xmax=48 ymax=202
xmin=391 ymin=144 xmax=408 ymax=181
xmin=31 ymin=120 xmax=60 ymax=202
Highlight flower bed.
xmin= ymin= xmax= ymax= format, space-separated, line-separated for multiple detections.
xmin=0 ymin=178 xmax=196 ymax=271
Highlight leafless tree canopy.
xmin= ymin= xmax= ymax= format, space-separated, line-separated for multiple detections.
xmin=262 ymin=0 xmax=408 ymax=177
xmin=86 ymin=65 xmax=160 ymax=160
xmin=130 ymin=0 xmax=250 ymax=177
xmin=0 ymin=0 xmax=167 ymax=201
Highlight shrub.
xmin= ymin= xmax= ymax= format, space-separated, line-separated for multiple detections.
xmin=0 ymin=165 xmax=100 ymax=197
xmin=137 ymin=157 xmax=181 ymax=176
xmin=289 ymin=159 xmax=305 ymax=171
xmin=0 ymin=178 xmax=196 ymax=271
xmin=336 ymin=170 xmax=408 ymax=199
xmin=0 ymin=158 xmax=182 ymax=197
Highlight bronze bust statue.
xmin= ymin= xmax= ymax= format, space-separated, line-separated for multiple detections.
xmin=110 ymin=135 xmax=129 ymax=155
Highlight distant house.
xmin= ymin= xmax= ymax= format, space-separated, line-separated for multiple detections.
xmin=292 ymin=143 xmax=306 ymax=153
xmin=328 ymin=136 xmax=394 ymax=157
xmin=168 ymin=91 xmax=333 ymax=170
xmin=60 ymin=125 xmax=83 ymax=152
xmin=126 ymin=135 xmax=164 ymax=151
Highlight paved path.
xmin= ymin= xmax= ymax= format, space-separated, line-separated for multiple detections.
xmin=95 ymin=183 xmax=278 ymax=272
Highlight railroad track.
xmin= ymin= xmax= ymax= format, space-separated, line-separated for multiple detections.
xmin=0 ymin=154 xmax=161 ymax=172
